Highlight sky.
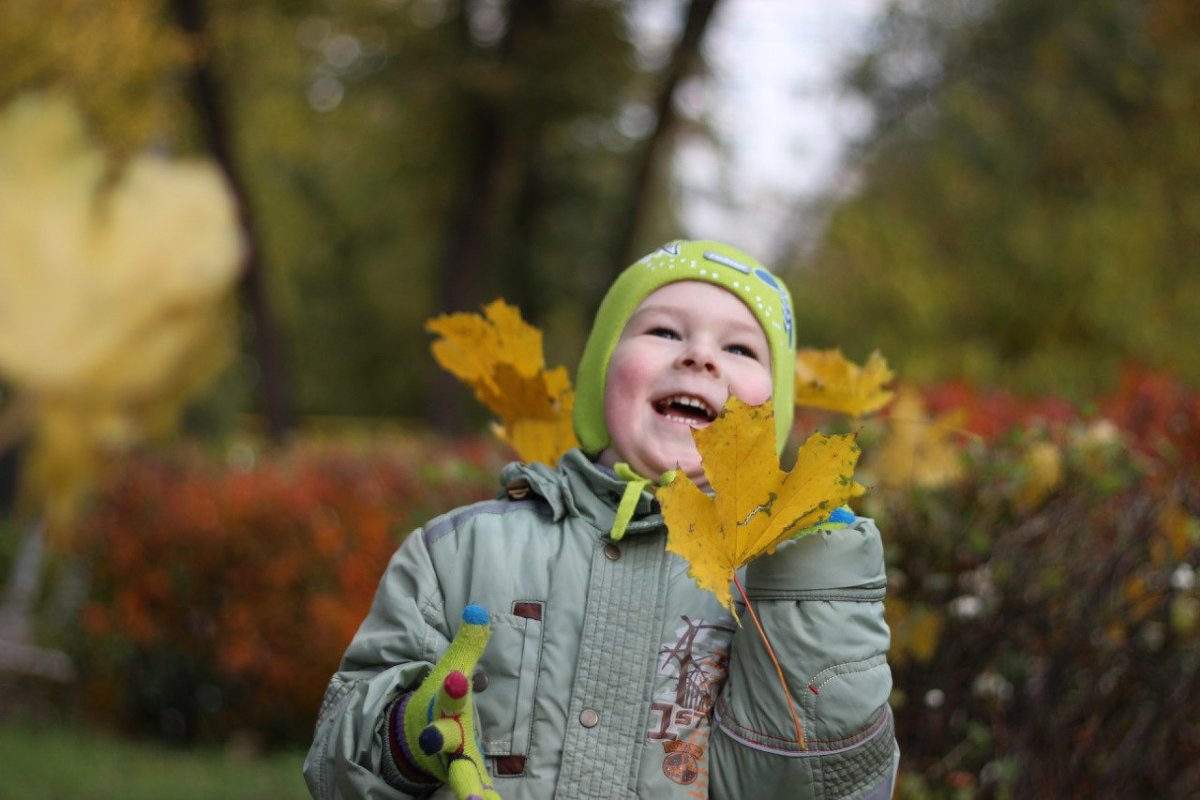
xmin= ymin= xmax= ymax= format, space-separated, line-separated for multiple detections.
xmin=640 ymin=0 xmax=891 ymax=260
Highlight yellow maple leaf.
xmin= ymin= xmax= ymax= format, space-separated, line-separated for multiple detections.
xmin=427 ymin=300 xmax=544 ymax=392
xmin=426 ymin=300 xmax=579 ymax=465
xmin=659 ymin=396 xmax=865 ymax=616
xmin=872 ymin=387 xmax=967 ymax=490
xmin=794 ymin=348 xmax=895 ymax=417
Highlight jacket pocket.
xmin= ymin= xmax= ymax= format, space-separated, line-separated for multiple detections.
xmin=807 ymin=652 xmax=892 ymax=741
xmin=475 ymin=602 xmax=544 ymax=758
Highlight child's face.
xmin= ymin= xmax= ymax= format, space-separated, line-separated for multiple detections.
xmin=601 ymin=280 xmax=773 ymax=489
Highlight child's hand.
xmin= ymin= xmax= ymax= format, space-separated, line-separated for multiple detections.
xmin=403 ymin=605 xmax=501 ymax=800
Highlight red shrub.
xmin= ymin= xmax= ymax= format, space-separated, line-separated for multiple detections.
xmin=68 ymin=435 xmax=502 ymax=745
xmin=915 ymin=368 xmax=1198 ymax=477
xmin=1101 ymin=364 xmax=1200 ymax=470
xmin=920 ymin=379 xmax=1079 ymax=441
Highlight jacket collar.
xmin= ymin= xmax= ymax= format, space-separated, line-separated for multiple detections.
xmin=499 ymin=449 xmax=666 ymax=539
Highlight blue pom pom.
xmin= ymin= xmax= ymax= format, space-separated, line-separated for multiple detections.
xmin=827 ymin=507 xmax=856 ymax=525
xmin=462 ymin=604 xmax=489 ymax=626
xmin=418 ymin=726 xmax=444 ymax=756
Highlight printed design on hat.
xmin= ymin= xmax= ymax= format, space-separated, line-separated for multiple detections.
xmin=701 ymin=250 xmax=752 ymax=274
xmin=753 ymin=267 xmax=794 ymax=347
xmin=633 ymin=241 xmax=795 ymax=347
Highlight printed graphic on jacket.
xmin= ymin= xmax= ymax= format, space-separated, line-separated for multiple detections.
xmin=648 ymin=615 xmax=735 ymax=791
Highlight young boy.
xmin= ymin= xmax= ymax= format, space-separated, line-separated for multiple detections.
xmin=304 ymin=240 xmax=897 ymax=799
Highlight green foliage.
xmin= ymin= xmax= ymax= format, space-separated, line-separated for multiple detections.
xmin=793 ymin=0 xmax=1200 ymax=399
xmin=0 ymin=0 xmax=192 ymax=155
xmin=0 ymin=0 xmax=686 ymax=427
xmin=208 ymin=0 xmax=652 ymax=419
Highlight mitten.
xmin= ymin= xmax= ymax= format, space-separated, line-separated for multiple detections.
xmin=394 ymin=604 xmax=501 ymax=800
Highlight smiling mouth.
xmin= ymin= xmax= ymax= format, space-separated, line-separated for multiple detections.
xmin=654 ymin=394 xmax=717 ymax=427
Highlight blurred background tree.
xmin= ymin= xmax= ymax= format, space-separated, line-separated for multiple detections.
xmin=789 ymin=0 xmax=1200 ymax=400
xmin=1 ymin=0 xmax=726 ymax=442
xmin=4 ymin=0 xmax=1197 ymax=438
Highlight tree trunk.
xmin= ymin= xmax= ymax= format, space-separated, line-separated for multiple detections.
xmin=613 ymin=0 xmax=724 ymax=270
xmin=428 ymin=104 xmax=508 ymax=433
xmin=170 ymin=0 xmax=296 ymax=443
xmin=427 ymin=0 xmax=554 ymax=433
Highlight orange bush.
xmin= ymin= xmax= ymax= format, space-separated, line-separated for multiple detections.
xmin=68 ymin=434 xmax=502 ymax=744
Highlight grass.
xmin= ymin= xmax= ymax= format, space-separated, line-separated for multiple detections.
xmin=0 ymin=719 xmax=310 ymax=800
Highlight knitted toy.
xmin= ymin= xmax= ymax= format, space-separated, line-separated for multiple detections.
xmin=397 ymin=604 xmax=500 ymax=800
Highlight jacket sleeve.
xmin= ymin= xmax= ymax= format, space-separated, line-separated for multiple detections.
xmin=303 ymin=527 xmax=451 ymax=800
xmin=709 ymin=517 xmax=899 ymax=800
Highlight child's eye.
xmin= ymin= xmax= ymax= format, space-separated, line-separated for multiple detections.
xmin=725 ymin=343 xmax=758 ymax=358
xmin=647 ymin=327 xmax=679 ymax=340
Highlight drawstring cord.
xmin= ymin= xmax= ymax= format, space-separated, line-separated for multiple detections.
xmin=609 ymin=463 xmax=676 ymax=541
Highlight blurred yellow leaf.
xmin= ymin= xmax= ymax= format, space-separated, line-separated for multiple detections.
xmin=1156 ymin=497 xmax=1200 ymax=564
xmin=426 ymin=300 xmax=578 ymax=466
xmin=1122 ymin=572 xmax=1161 ymax=623
xmin=1010 ymin=440 xmax=1064 ymax=514
xmin=0 ymin=94 xmax=242 ymax=522
xmin=659 ymin=397 xmax=864 ymax=615
xmin=873 ymin=387 xmax=967 ymax=490
xmin=794 ymin=348 xmax=895 ymax=417
xmin=884 ymin=596 xmax=945 ymax=666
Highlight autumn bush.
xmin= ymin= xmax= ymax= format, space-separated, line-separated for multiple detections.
xmin=872 ymin=367 xmax=1200 ymax=798
xmin=66 ymin=433 xmax=502 ymax=746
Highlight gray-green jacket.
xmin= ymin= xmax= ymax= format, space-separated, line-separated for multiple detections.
xmin=304 ymin=449 xmax=897 ymax=799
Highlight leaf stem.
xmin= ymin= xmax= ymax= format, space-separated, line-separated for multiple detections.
xmin=733 ymin=573 xmax=806 ymax=750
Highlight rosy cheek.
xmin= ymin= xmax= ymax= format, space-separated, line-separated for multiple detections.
xmin=604 ymin=358 xmax=646 ymax=420
xmin=738 ymin=386 xmax=771 ymax=406
xmin=607 ymin=357 xmax=650 ymax=397
xmin=731 ymin=370 xmax=773 ymax=406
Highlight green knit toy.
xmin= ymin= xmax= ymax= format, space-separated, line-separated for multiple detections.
xmin=402 ymin=604 xmax=500 ymax=800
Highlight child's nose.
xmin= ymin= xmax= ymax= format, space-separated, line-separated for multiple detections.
xmin=678 ymin=344 xmax=719 ymax=375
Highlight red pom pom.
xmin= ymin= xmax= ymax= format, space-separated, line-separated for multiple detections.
xmin=444 ymin=670 xmax=469 ymax=700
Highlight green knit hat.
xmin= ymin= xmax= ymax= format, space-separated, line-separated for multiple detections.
xmin=574 ymin=240 xmax=796 ymax=457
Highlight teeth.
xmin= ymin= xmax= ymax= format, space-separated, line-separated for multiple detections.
xmin=657 ymin=394 xmax=716 ymax=425
xmin=672 ymin=395 xmax=714 ymax=416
